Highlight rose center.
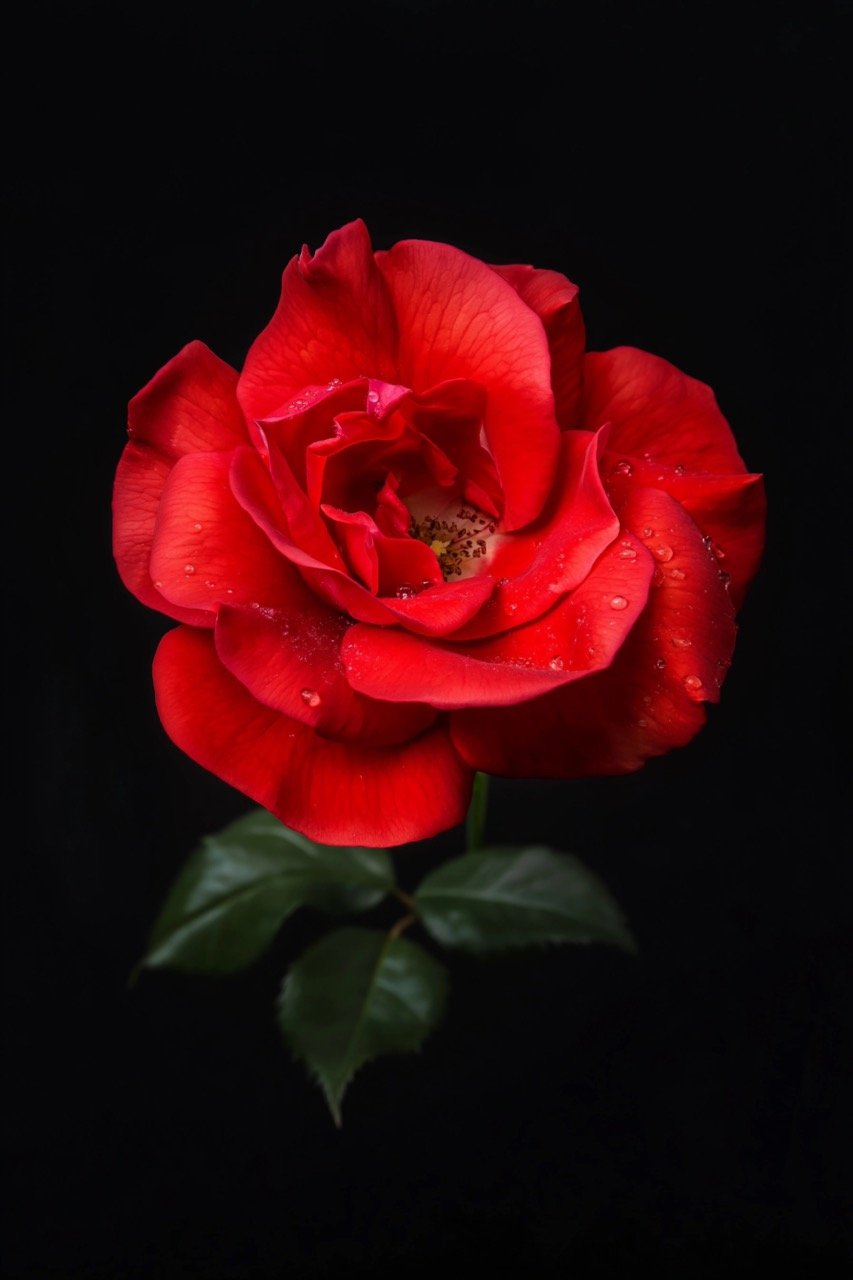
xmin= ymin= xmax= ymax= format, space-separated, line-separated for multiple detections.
xmin=410 ymin=505 xmax=497 ymax=579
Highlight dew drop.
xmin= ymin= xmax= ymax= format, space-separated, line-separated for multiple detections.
xmin=192 ymin=521 xmax=203 ymax=531
xmin=610 ymin=595 xmax=629 ymax=610
xmin=612 ymin=459 xmax=633 ymax=477
xmin=508 ymin=602 xmax=518 ymax=614
xmin=651 ymin=544 xmax=674 ymax=562
xmin=548 ymin=655 xmax=564 ymax=671
xmin=671 ymin=635 xmax=692 ymax=649
xmin=683 ymin=674 xmax=704 ymax=694
xmin=642 ymin=526 xmax=654 ymax=538
xmin=300 ymin=688 xmax=322 ymax=708
xmin=669 ymin=568 xmax=686 ymax=581
xmin=226 ymin=588 xmax=234 ymax=595
xmin=326 ymin=378 xmax=343 ymax=390
xmin=674 ymin=464 xmax=686 ymax=476
xmin=637 ymin=717 xmax=649 ymax=728
xmin=204 ymin=579 xmax=216 ymax=589
xmin=702 ymin=535 xmax=713 ymax=550
xmin=618 ymin=547 xmax=638 ymax=560
xmin=367 ymin=390 xmax=380 ymax=404
xmin=654 ymin=657 xmax=667 ymax=670
xmin=497 ymin=577 xmax=510 ymax=587
xmin=418 ymin=579 xmax=433 ymax=591
xmin=587 ymin=645 xmax=597 ymax=658
xmin=395 ymin=583 xmax=416 ymax=599
xmin=713 ymin=543 xmax=726 ymax=560
xmin=153 ymin=579 xmax=164 ymax=589
xmin=290 ymin=397 xmax=307 ymax=410
xmin=718 ymin=570 xmax=732 ymax=589
xmin=184 ymin=563 xmax=196 ymax=575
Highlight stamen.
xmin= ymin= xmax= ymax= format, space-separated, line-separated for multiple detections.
xmin=410 ymin=506 xmax=497 ymax=578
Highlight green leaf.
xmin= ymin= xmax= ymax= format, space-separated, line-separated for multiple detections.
xmin=142 ymin=809 xmax=395 ymax=974
xmin=414 ymin=846 xmax=636 ymax=955
xmin=278 ymin=927 xmax=448 ymax=1125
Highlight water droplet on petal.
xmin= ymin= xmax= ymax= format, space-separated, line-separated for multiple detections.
xmin=419 ymin=579 xmax=433 ymax=591
xmin=367 ymin=390 xmax=380 ymax=404
xmin=153 ymin=580 xmax=164 ymax=589
xmin=674 ymin=464 xmax=686 ymax=476
xmin=508 ymin=602 xmax=518 ymax=614
xmin=683 ymin=674 xmax=704 ymax=695
xmin=671 ymin=635 xmax=692 ymax=649
xmin=612 ymin=459 xmax=633 ymax=477
xmin=192 ymin=521 xmax=203 ymax=531
xmin=548 ymin=656 xmax=564 ymax=671
xmin=226 ymin=588 xmax=234 ymax=595
xmin=610 ymin=596 xmax=628 ymax=610
xmin=618 ymin=547 xmax=638 ymax=560
xmin=204 ymin=580 xmax=216 ymax=589
xmin=642 ymin=526 xmax=654 ymax=538
xmin=184 ymin=564 xmax=196 ymax=575
xmin=718 ymin=570 xmax=732 ymax=589
xmin=655 ymin=657 xmax=667 ymax=670
xmin=713 ymin=543 xmax=726 ymax=560
xmin=395 ymin=583 xmax=416 ymax=599
xmin=669 ymin=568 xmax=686 ymax=581
xmin=651 ymin=544 xmax=674 ymax=562
xmin=326 ymin=378 xmax=343 ymax=390
xmin=637 ymin=717 xmax=649 ymax=728
xmin=301 ymin=688 xmax=322 ymax=708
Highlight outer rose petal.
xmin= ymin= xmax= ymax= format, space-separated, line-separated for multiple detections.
xmin=112 ymin=444 xmax=212 ymax=626
xmin=451 ymin=489 xmax=736 ymax=775
xmin=376 ymin=238 xmax=560 ymax=530
xmin=342 ymin=533 xmax=653 ymax=709
xmin=150 ymin=452 xmax=292 ymax=611
xmin=153 ymin=627 xmax=471 ymax=847
xmin=606 ymin=460 xmax=766 ymax=609
xmin=128 ymin=340 xmax=248 ymax=456
xmin=493 ymin=264 xmax=585 ymax=431
xmin=114 ymin=342 xmax=249 ymax=625
xmin=214 ymin=593 xmax=436 ymax=748
xmin=237 ymin=220 xmax=398 ymax=434
xmin=581 ymin=347 xmax=746 ymax=474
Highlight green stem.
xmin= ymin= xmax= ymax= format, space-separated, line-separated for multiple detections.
xmin=465 ymin=772 xmax=490 ymax=851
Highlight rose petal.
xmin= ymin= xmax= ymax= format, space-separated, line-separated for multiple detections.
xmin=128 ymin=340 xmax=247 ymax=457
xmin=342 ymin=533 xmax=653 ymax=709
xmin=150 ymin=452 xmax=291 ymax=611
xmin=606 ymin=460 xmax=766 ymax=609
xmin=215 ymin=594 xmax=436 ymax=748
xmin=377 ymin=237 xmax=560 ymax=529
xmin=493 ymin=264 xmax=585 ymax=431
xmin=237 ymin=220 xmax=398 ymax=431
xmin=452 ymin=429 xmax=619 ymax=640
xmin=112 ymin=443 xmax=212 ymax=626
xmin=154 ymin=627 xmax=471 ymax=846
xmin=451 ymin=489 xmax=736 ymax=774
xmin=581 ymin=347 xmax=747 ymax=474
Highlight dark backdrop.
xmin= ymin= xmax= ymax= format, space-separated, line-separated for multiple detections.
xmin=7 ymin=1 xmax=850 ymax=1276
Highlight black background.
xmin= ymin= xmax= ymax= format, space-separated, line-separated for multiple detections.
xmin=7 ymin=1 xmax=850 ymax=1276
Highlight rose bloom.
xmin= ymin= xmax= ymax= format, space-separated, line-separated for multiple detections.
xmin=113 ymin=220 xmax=764 ymax=846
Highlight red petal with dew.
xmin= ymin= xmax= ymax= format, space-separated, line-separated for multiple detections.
xmin=153 ymin=627 xmax=470 ymax=847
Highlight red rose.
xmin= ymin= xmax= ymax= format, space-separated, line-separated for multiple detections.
xmin=113 ymin=220 xmax=765 ymax=846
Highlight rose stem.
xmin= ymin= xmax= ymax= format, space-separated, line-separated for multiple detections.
xmin=465 ymin=771 xmax=490 ymax=852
